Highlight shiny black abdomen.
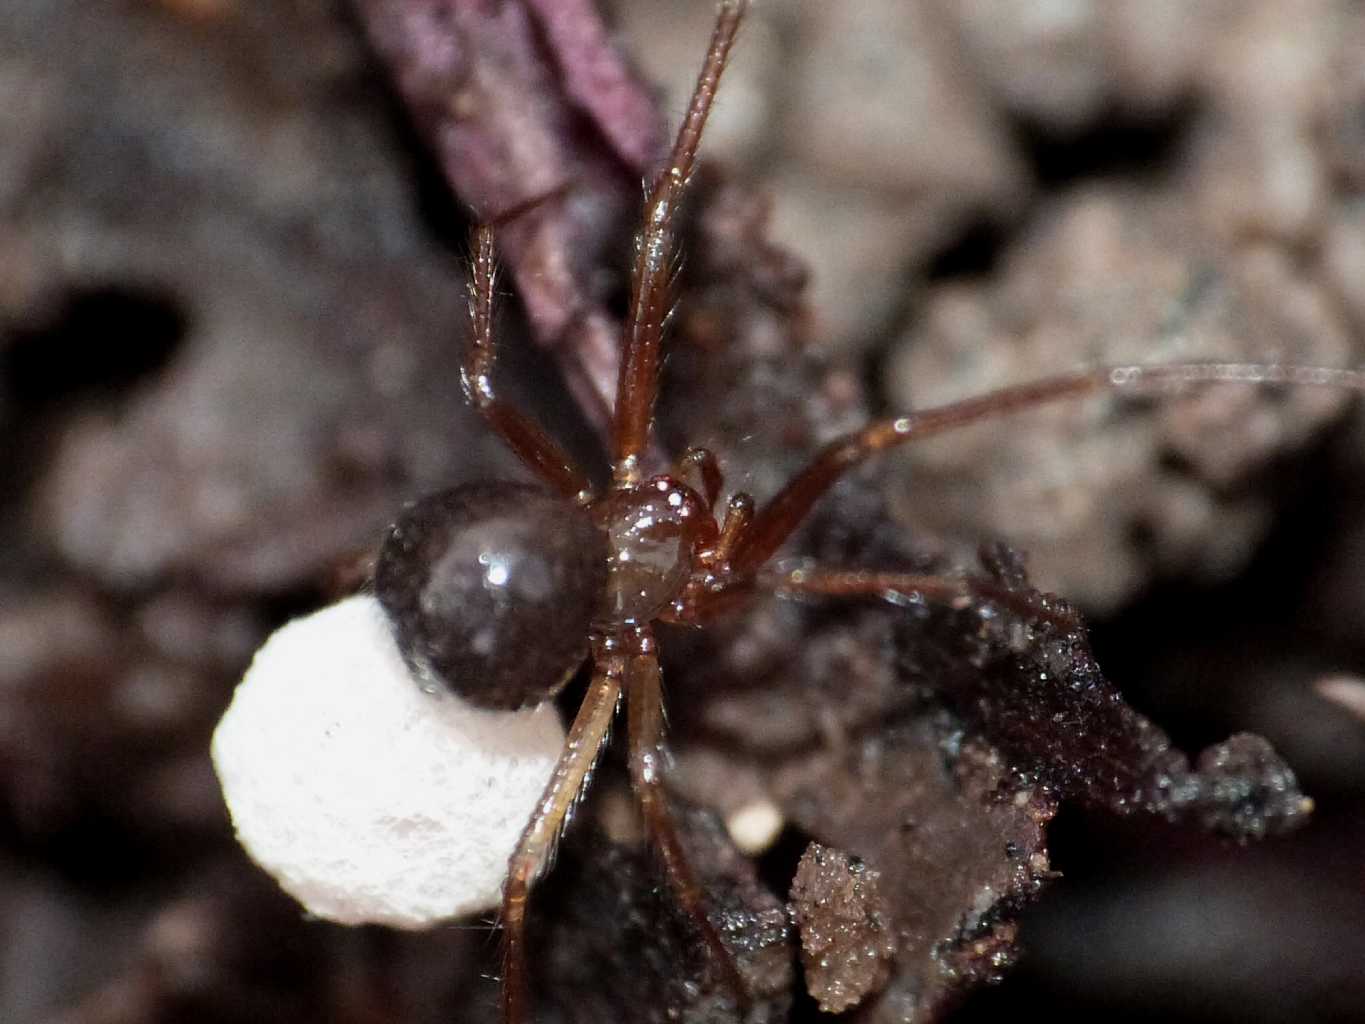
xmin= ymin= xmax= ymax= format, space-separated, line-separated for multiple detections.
xmin=375 ymin=482 xmax=607 ymax=709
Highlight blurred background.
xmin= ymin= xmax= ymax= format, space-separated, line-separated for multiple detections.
xmin=2 ymin=0 xmax=1363 ymax=1021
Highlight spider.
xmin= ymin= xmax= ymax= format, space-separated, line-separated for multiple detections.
xmin=370 ymin=3 xmax=1365 ymax=1020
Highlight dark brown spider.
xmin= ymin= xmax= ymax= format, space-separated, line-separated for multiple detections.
xmin=370 ymin=3 xmax=1365 ymax=1020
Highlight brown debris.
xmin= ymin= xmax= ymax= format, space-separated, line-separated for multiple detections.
xmin=788 ymin=842 xmax=897 ymax=1014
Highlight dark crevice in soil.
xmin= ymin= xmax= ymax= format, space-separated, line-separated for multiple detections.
xmin=923 ymin=215 xmax=1012 ymax=283
xmin=1016 ymin=97 xmax=1200 ymax=188
xmin=4 ymin=284 xmax=189 ymax=409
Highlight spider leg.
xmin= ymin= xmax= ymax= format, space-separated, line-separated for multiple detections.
xmin=625 ymin=646 xmax=750 ymax=1012
xmin=612 ymin=1 xmax=746 ymax=479
xmin=731 ymin=361 xmax=1365 ymax=574
xmin=502 ymin=656 xmax=622 ymax=1024
xmin=463 ymin=224 xmax=595 ymax=502
xmin=763 ymin=565 xmax=1082 ymax=631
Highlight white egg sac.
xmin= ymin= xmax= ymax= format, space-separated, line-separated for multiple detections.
xmin=211 ymin=594 xmax=566 ymax=929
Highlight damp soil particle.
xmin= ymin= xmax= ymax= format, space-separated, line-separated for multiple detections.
xmin=788 ymin=842 xmax=897 ymax=1014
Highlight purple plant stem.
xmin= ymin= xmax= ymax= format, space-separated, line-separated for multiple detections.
xmin=351 ymin=0 xmax=663 ymax=435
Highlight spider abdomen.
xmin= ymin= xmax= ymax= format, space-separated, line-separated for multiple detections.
xmin=375 ymin=482 xmax=607 ymax=709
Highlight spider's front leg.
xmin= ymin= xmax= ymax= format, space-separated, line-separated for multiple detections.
xmin=612 ymin=0 xmax=746 ymax=480
xmin=625 ymin=640 xmax=751 ymax=1011
xmin=502 ymin=653 xmax=622 ymax=1024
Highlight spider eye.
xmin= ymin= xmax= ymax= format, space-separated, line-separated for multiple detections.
xmin=375 ymin=482 xmax=607 ymax=709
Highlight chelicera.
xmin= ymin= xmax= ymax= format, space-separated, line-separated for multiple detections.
xmin=372 ymin=3 xmax=1365 ymax=1021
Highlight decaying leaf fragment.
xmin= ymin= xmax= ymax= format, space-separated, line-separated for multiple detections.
xmin=900 ymin=543 xmax=1314 ymax=841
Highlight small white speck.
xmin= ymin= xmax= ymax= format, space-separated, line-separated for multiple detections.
xmin=726 ymin=799 xmax=784 ymax=855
